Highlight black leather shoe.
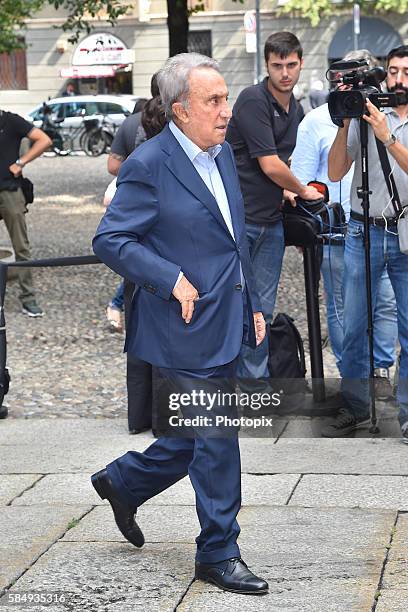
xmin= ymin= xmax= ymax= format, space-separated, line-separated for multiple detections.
xmin=91 ymin=468 xmax=144 ymax=548
xmin=195 ymin=557 xmax=268 ymax=594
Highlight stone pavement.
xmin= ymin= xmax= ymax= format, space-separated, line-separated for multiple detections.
xmin=1 ymin=418 xmax=408 ymax=612
xmin=0 ymin=155 xmax=405 ymax=611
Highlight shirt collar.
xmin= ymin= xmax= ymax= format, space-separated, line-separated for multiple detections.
xmin=262 ymin=77 xmax=295 ymax=115
xmin=169 ymin=120 xmax=222 ymax=162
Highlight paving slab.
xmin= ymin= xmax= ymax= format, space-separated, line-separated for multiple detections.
xmin=0 ymin=505 xmax=90 ymax=593
xmin=0 ymin=542 xmax=195 ymax=612
xmin=179 ymin=578 xmax=375 ymax=612
xmin=12 ymin=473 xmax=300 ymax=508
xmin=239 ymin=438 xmax=408 ymax=475
xmin=3 ymin=420 xmax=408 ymax=476
xmin=281 ymin=416 xmax=402 ymax=439
xmin=375 ymin=591 xmax=408 ymax=612
xmin=62 ymin=505 xmax=200 ymax=543
xmin=179 ymin=505 xmax=394 ymax=612
xmin=0 ymin=441 xmax=149 ymax=474
xmin=0 ymin=419 xmax=142 ymax=447
xmin=0 ymin=475 xmax=42 ymax=505
xmin=375 ymin=513 xmax=408 ymax=611
xmin=290 ymin=475 xmax=408 ymax=510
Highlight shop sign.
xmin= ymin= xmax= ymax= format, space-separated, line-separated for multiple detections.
xmin=72 ymin=33 xmax=135 ymax=65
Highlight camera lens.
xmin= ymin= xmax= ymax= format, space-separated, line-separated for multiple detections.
xmin=343 ymin=92 xmax=363 ymax=113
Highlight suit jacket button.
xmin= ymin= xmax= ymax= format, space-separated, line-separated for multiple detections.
xmin=235 ymin=283 xmax=242 ymax=290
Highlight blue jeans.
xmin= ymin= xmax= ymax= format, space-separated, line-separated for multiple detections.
xmin=341 ymin=219 xmax=408 ymax=427
xmin=321 ymin=242 xmax=397 ymax=374
xmin=111 ymin=280 xmax=124 ymax=311
xmin=237 ymin=221 xmax=285 ymax=380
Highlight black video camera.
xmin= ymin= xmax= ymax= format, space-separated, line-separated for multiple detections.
xmin=328 ymin=59 xmax=408 ymax=127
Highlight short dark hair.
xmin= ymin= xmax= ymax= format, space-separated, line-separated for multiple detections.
xmin=264 ymin=31 xmax=303 ymax=63
xmin=386 ymin=45 xmax=408 ymax=66
xmin=142 ymin=95 xmax=166 ymax=140
xmin=133 ymin=98 xmax=148 ymax=114
xmin=150 ymin=72 xmax=160 ymax=97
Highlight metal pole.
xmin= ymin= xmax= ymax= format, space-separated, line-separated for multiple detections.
xmin=255 ymin=0 xmax=261 ymax=83
xmin=353 ymin=4 xmax=360 ymax=51
xmin=303 ymin=245 xmax=325 ymax=402
xmin=358 ymin=119 xmax=379 ymax=433
xmin=0 ymin=264 xmax=9 ymax=418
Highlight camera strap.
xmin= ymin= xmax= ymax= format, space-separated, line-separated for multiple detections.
xmin=375 ymin=137 xmax=403 ymax=216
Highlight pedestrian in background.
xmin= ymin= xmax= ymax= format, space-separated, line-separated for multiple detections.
xmin=0 ymin=109 xmax=51 ymax=317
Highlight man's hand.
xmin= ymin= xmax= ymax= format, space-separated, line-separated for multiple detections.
xmin=253 ymin=312 xmax=266 ymax=346
xmin=283 ymin=189 xmax=297 ymax=207
xmin=363 ymin=99 xmax=390 ymax=142
xmin=298 ymin=184 xmax=322 ymax=201
xmin=8 ymin=163 xmax=22 ymax=178
xmin=172 ymin=275 xmax=199 ymax=324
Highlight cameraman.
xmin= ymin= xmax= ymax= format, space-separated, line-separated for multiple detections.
xmin=291 ymin=50 xmax=397 ymax=394
xmin=327 ymin=44 xmax=408 ymax=440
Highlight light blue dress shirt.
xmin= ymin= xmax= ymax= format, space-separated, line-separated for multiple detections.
xmin=169 ymin=120 xmax=235 ymax=237
xmin=291 ymin=103 xmax=353 ymax=219
xmin=169 ymin=120 xmax=243 ymax=289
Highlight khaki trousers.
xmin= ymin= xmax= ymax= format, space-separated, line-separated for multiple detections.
xmin=0 ymin=188 xmax=35 ymax=302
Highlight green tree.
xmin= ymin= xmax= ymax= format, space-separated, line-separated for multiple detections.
xmin=0 ymin=0 xmax=130 ymax=54
xmin=280 ymin=0 xmax=408 ymax=27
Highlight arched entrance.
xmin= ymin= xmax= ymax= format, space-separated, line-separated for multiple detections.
xmin=328 ymin=17 xmax=402 ymax=64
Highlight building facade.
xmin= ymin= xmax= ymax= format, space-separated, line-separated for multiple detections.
xmin=1 ymin=1 xmax=406 ymax=115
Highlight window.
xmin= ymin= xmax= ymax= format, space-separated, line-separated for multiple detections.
xmin=0 ymin=47 xmax=28 ymax=90
xmin=188 ymin=31 xmax=212 ymax=58
xmin=97 ymin=102 xmax=126 ymax=115
xmin=63 ymin=102 xmax=87 ymax=118
xmin=85 ymin=102 xmax=99 ymax=115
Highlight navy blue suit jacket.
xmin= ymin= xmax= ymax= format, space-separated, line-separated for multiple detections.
xmin=93 ymin=125 xmax=261 ymax=369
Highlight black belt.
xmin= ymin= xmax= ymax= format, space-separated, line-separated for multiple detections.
xmin=350 ymin=210 xmax=398 ymax=228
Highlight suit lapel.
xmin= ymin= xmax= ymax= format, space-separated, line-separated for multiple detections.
xmin=163 ymin=129 xmax=233 ymax=238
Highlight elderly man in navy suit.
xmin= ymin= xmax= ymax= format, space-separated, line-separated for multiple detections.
xmin=91 ymin=53 xmax=268 ymax=594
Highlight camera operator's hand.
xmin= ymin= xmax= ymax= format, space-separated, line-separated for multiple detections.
xmin=363 ymin=99 xmax=389 ymax=142
xmin=299 ymin=185 xmax=322 ymax=201
xmin=283 ymin=189 xmax=297 ymax=207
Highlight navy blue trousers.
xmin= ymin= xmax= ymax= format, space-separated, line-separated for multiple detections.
xmin=107 ymin=360 xmax=241 ymax=563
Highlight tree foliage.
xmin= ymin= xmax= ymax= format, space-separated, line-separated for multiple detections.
xmin=0 ymin=0 xmax=131 ymax=53
xmin=280 ymin=0 xmax=408 ymax=27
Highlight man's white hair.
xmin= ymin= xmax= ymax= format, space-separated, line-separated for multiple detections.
xmin=157 ymin=53 xmax=220 ymax=120
xmin=343 ymin=48 xmax=379 ymax=70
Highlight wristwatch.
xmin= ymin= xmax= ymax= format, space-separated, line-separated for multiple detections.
xmin=15 ymin=158 xmax=25 ymax=168
xmin=383 ymin=134 xmax=397 ymax=148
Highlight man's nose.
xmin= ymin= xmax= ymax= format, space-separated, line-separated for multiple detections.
xmin=282 ymin=66 xmax=289 ymax=78
xmin=220 ymin=101 xmax=232 ymax=119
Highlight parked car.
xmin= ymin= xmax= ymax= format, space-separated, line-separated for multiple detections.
xmin=26 ymin=94 xmax=138 ymax=129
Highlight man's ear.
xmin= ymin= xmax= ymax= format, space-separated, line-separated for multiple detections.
xmin=300 ymin=58 xmax=304 ymax=71
xmin=172 ymin=101 xmax=189 ymax=124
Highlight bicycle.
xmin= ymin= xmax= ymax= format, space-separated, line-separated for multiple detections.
xmin=82 ymin=114 xmax=119 ymax=157
xmin=40 ymin=104 xmax=100 ymax=156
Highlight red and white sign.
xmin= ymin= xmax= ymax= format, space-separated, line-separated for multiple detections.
xmin=72 ymin=33 xmax=135 ymax=66
xmin=60 ymin=65 xmax=118 ymax=79
xmin=244 ymin=11 xmax=256 ymax=34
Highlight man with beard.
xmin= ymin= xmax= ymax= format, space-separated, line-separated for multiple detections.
xmin=226 ymin=32 xmax=321 ymax=389
xmin=326 ymin=44 xmax=408 ymax=440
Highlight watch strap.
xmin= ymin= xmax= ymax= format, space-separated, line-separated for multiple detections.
xmin=383 ymin=134 xmax=396 ymax=148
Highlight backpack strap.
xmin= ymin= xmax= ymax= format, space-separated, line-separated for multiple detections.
xmin=375 ymin=137 xmax=403 ymax=216
xmin=282 ymin=314 xmax=307 ymax=376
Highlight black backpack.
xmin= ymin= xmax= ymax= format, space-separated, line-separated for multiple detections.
xmin=267 ymin=313 xmax=306 ymax=393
